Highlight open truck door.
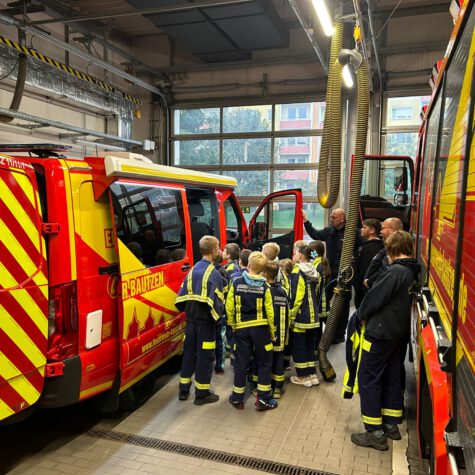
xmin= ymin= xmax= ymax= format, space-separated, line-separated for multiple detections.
xmin=223 ymin=189 xmax=303 ymax=257
xmin=359 ymin=155 xmax=414 ymax=231
xmin=0 ymin=155 xmax=48 ymax=422
xmin=108 ymin=179 xmax=189 ymax=395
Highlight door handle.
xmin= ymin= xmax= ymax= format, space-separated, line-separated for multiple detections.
xmin=181 ymin=264 xmax=191 ymax=272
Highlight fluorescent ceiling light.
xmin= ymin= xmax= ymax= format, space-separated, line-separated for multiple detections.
xmin=342 ymin=64 xmax=354 ymax=88
xmin=311 ymin=0 xmax=334 ymax=37
xmin=75 ymin=139 xmax=126 ymax=152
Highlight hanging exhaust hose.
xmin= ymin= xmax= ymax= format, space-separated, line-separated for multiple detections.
xmin=318 ymin=22 xmax=343 ymax=208
xmin=0 ymin=52 xmax=27 ymax=123
xmin=318 ymin=58 xmax=370 ymax=382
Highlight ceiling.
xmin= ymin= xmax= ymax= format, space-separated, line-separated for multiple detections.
xmin=0 ymin=0 xmax=454 ymax=101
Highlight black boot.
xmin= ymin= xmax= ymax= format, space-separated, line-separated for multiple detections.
xmin=351 ymin=431 xmax=388 ymax=451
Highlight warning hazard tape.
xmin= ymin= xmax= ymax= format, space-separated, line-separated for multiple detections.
xmin=0 ymin=36 xmax=142 ymax=106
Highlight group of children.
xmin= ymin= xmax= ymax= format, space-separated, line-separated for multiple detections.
xmin=175 ymin=235 xmax=331 ymax=411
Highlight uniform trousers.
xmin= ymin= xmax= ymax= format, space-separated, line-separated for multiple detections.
xmin=232 ymin=326 xmax=273 ymax=401
xmin=291 ymin=327 xmax=316 ymax=377
xmin=358 ymin=335 xmax=405 ymax=431
xmin=271 ymin=350 xmax=285 ymax=390
xmin=179 ymin=321 xmax=216 ymax=398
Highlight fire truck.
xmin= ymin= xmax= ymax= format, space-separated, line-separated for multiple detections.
xmin=411 ymin=1 xmax=475 ymax=473
xmin=0 ymin=145 xmax=302 ymax=422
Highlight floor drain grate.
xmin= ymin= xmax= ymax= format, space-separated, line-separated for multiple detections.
xmin=87 ymin=429 xmax=336 ymax=475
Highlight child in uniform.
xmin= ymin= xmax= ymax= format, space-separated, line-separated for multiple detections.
xmin=227 ymin=252 xmax=277 ymax=410
xmin=263 ymin=261 xmax=289 ymax=399
xmin=175 ymin=236 xmax=224 ymax=405
xmin=223 ymin=243 xmax=241 ymax=279
xmin=290 ymin=243 xmax=320 ymax=387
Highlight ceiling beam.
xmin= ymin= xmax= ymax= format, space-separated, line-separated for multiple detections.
xmin=374 ymin=3 xmax=449 ymax=19
xmin=29 ymin=0 xmax=254 ymax=26
xmin=379 ymin=41 xmax=447 ymax=55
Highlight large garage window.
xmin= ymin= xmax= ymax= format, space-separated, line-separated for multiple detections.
xmin=383 ymin=95 xmax=430 ymax=159
xmin=171 ymin=100 xmax=325 ymax=231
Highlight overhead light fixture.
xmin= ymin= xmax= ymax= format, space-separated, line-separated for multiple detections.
xmin=310 ymin=0 xmax=334 ymax=37
xmin=342 ymin=64 xmax=354 ymax=88
xmin=74 ymin=139 xmax=126 ymax=152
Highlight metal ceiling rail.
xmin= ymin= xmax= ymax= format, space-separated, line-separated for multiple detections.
xmin=0 ymin=12 xmax=166 ymax=101
xmin=0 ymin=106 xmax=142 ymax=147
xmin=287 ymin=0 xmax=328 ymax=74
xmin=30 ymin=0 xmax=255 ymax=26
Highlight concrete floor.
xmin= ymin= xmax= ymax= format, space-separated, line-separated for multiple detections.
xmin=2 ymin=341 xmax=420 ymax=475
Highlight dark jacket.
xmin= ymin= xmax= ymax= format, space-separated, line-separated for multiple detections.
xmin=358 ymin=258 xmax=419 ymax=340
xmin=364 ymin=247 xmax=389 ymax=288
xmin=304 ymin=221 xmax=363 ymax=278
xmin=175 ymin=259 xmax=224 ymax=324
xmin=290 ymin=263 xmax=320 ymax=329
xmin=353 ymin=238 xmax=384 ymax=308
xmin=226 ymin=271 xmax=275 ymax=338
xmin=269 ymin=283 xmax=289 ymax=351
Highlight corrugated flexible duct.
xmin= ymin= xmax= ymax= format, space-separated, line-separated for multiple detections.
xmin=0 ymin=43 xmax=134 ymax=139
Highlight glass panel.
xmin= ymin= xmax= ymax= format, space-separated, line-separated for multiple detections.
xmin=275 ymin=102 xmax=325 ymax=131
xmin=223 ymin=105 xmax=272 ymax=133
xmin=174 ymin=108 xmax=220 ymax=134
xmin=386 ymin=96 xmax=430 ymax=127
xmin=271 ymin=200 xmax=296 ymax=229
xmin=240 ymin=205 xmax=258 ymax=223
xmin=110 ymin=183 xmax=186 ymax=268
xmin=302 ymin=202 xmax=324 ymax=230
xmin=223 ymin=170 xmax=270 ymax=196
xmin=274 ymin=169 xmax=317 ymax=196
xmin=274 ymin=136 xmax=321 ymax=164
xmin=385 ymin=132 xmax=418 ymax=159
xmin=223 ymin=138 xmax=271 ymax=165
xmin=174 ymin=140 xmax=219 ymax=166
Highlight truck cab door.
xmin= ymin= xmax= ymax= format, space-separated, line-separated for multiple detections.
xmin=0 ymin=156 xmax=48 ymax=421
xmin=248 ymin=189 xmax=303 ymax=258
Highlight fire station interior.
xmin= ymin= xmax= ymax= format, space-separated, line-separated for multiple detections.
xmin=0 ymin=1 xmax=467 ymax=475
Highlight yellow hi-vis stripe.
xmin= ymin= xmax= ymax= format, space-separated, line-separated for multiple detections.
xmin=308 ymin=283 xmax=316 ymax=322
xmin=0 ymin=352 xmax=41 ymax=404
xmin=59 ymin=162 xmax=76 ymax=280
xmin=201 ymin=264 xmax=214 ymax=298
xmin=271 ymin=373 xmax=285 ymax=381
xmin=194 ymin=381 xmax=210 ymax=390
xmin=11 ymin=172 xmax=35 ymax=208
xmin=257 ymin=384 xmax=271 ymax=392
xmin=236 ymin=295 xmax=242 ymax=324
xmin=256 ymin=298 xmax=263 ymax=320
xmin=187 ymin=268 xmax=194 ymax=294
xmin=0 ymin=268 xmax=47 ymax=335
xmin=265 ymin=343 xmax=273 ymax=351
xmin=0 ymin=220 xmax=47 ymax=298
xmin=180 ymin=377 xmax=192 ymax=385
xmin=382 ymin=408 xmax=403 ymax=417
xmin=362 ymin=414 xmax=382 ymax=425
xmin=0 ymin=179 xmax=40 ymax=250
xmin=0 ymin=305 xmax=46 ymax=367
xmin=233 ymin=385 xmax=246 ymax=394
xmin=202 ymin=341 xmax=216 ymax=350
xmin=0 ymin=398 xmax=15 ymax=420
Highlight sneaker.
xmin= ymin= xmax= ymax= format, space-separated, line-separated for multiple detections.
xmin=178 ymin=391 xmax=189 ymax=401
xmin=255 ymin=397 xmax=278 ymax=411
xmin=290 ymin=375 xmax=312 ymax=387
xmin=228 ymin=395 xmax=244 ymax=410
xmin=273 ymin=388 xmax=285 ymax=399
xmin=351 ymin=431 xmax=389 ymax=451
xmin=194 ymin=391 xmax=219 ymax=405
xmin=384 ymin=425 xmax=402 ymax=440
xmin=309 ymin=374 xmax=320 ymax=386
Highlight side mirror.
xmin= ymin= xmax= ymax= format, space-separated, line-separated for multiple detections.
xmin=394 ymin=166 xmax=408 ymax=192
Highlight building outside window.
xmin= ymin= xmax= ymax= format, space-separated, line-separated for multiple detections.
xmin=171 ymin=101 xmax=326 ymax=234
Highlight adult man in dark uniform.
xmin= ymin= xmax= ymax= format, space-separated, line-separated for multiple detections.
xmin=302 ymin=208 xmax=363 ymax=343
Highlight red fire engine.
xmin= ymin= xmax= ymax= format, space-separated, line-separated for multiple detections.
xmin=412 ymin=1 xmax=475 ymax=473
xmin=0 ymin=147 xmax=302 ymax=422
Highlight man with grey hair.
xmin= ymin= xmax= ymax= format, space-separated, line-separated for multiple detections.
xmin=364 ymin=217 xmax=403 ymax=290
